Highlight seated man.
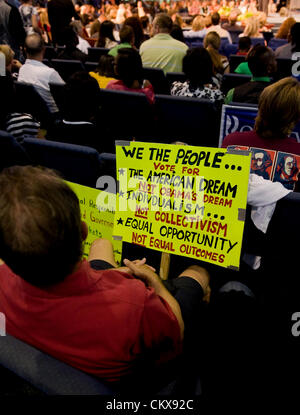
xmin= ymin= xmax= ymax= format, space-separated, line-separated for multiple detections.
xmin=140 ymin=13 xmax=188 ymax=74
xmin=108 ymin=25 xmax=135 ymax=57
xmin=206 ymin=12 xmax=232 ymax=44
xmin=0 ymin=166 xmax=210 ymax=388
xmin=225 ymin=45 xmax=277 ymax=104
xmin=18 ymin=33 xmax=65 ymax=113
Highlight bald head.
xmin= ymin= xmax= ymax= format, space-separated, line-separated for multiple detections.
xmin=25 ymin=34 xmax=45 ymax=58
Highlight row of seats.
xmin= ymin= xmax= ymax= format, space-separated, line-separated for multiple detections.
xmin=48 ymin=83 xmax=221 ymax=149
xmin=42 ymin=54 xmax=298 ymax=94
xmin=44 ymin=34 xmax=286 ymax=66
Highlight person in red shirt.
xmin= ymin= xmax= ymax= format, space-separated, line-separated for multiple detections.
xmin=0 ymin=166 xmax=210 ymax=389
xmin=106 ymin=47 xmax=155 ymax=104
xmin=222 ymin=77 xmax=300 ymax=190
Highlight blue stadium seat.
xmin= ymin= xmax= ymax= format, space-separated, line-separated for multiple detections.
xmin=87 ymin=47 xmax=109 ymax=62
xmin=44 ymin=45 xmax=65 ymax=60
xmin=47 ymin=120 xmax=105 ymax=152
xmin=250 ymin=37 xmax=265 ymax=46
xmin=154 ymin=94 xmax=221 ymax=146
xmin=14 ymin=81 xmax=58 ymax=128
xmin=268 ymin=38 xmax=288 ymax=50
xmin=49 ymin=82 xmax=66 ymax=115
xmin=229 ymin=54 xmax=246 ymax=72
xmin=21 ymin=138 xmax=105 ymax=188
xmin=99 ymin=89 xmax=155 ymax=142
xmin=184 ymin=37 xmax=203 ymax=48
xmin=98 ymin=152 xmax=116 ymax=180
xmin=275 ymin=58 xmax=294 ymax=80
xmin=0 ymin=334 xmax=115 ymax=395
xmin=222 ymin=42 xmax=238 ymax=58
xmin=143 ymin=67 xmax=169 ymax=94
xmin=51 ymin=59 xmax=85 ymax=82
xmin=0 ymin=130 xmax=30 ymax=171
xmin=221 ymin=73 xmax=251 ymax=94
xmin=85 ymin=61 xmax=98 ymax=72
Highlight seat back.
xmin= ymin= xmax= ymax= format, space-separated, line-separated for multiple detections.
xmin=155 ymin=94 xmax=221 ymax=146
xmin=222 ymin=42 xmax=238 ymax=57
xmin=99 ymin=88 xmax=155 ymax=141
xmin=229 ymin=54 xmax=246 ymax=72
xmin=0 ymin=335 xmax=115 ymax=395
xmin=47 ymin=120 xmax=105 ymax=153
xmin=98 ymin=152 xmax=116 ymax=180
xmin=268 ymin=38 xmax=288 ymax=50
xmin=85 ymin=61 xmax=98 ymax=72
xmin=0 ymin=130 xmax=30 ymax=171
xmin=184 ymin=37 xmax=203 ymax=48
xmin=87 ymin=47 xmax=109 ymax=62
xmin=274 ymin=58 xmax=294 ymax=80
xmin=51 ymin=59 xmax=85 ymax=81
xmin=44 ymin=46 xmax=65 ymax=60
xmin=263 ymin=192 xmax=300 ymax=305
xmin=14 ymin=81 xmax=54 ymax=127
xmin=49 ymin=82 xmax=66 ymax=115
xmin=142 ymin=67 xmax=169 ymax=94
xmin=250 ymin=37 xmax=265 ymax=46
xmin=22 ymin=138 xmax=104 ymax=187
xmin=221 ymin=73 xmax=251 ymax=94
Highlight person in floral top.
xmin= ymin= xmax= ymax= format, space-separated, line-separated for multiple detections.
xmin=171 ymin=47 xmax=224 ymax=102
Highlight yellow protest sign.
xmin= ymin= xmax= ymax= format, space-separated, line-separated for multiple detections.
xmin=113 ymin=142 xmax=251 ymax=270
xmin=66 ymin=181 xmax=122 ymax=265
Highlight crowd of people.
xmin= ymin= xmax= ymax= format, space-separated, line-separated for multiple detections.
xmin=0 ymin=0 xmax=300 ymax=399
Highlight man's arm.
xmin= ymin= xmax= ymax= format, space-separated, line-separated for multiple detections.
xmin=124 ymin=259 xmax=185 ymax=340
xmin=49 ymin=70 xmax=65 ymax=85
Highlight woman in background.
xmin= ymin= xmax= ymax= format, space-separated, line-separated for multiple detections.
xmin=239 ymin=17 xmax=264 ymax=38
xmin=89 ymin=54 xmax=117 ymax=88
xmin=184 ymin=15 xmax=207 ymax=38
xmin=204 ymin=31 xmax=229 ymax=80
xmin=96 ymin=21 xmax=118 ymax=48
xmin=171 ymin=47 xmax=224 ymax=102
xmin=106 ymin=48 xmax=155 ymax=104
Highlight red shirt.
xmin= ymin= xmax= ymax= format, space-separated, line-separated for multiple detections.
xmin=222 ymin=130 xmax=300 ymax=190
xmin=106 ymin=79 xmax=155 ymax=104
xmin=0 ymin=260 xmax=181 ymax=382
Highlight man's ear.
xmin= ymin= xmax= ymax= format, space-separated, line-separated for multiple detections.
xmin=81 ymin=221 xmax=88 ymax=241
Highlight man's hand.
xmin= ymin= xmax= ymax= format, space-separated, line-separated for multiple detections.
xmin=123 ymin=258 xmax=161 ymax=288
xmin=118 ymin=258 xmax=156 ymax=275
